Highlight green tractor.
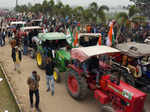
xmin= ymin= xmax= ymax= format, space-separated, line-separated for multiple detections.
xmin=35 ymin=32 xmax=101 ymax=83
xmin=35 ymin=32 xmax=72 ymax=82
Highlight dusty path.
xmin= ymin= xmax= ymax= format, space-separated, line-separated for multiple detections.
xmin=0 ymin=39 xmax=150 ymax=112
xmin=0 ymin=40 xmax=101 ymax=112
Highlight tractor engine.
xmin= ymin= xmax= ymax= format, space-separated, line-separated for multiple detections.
xmin=94 ymin=75 xmax=146 ymax=112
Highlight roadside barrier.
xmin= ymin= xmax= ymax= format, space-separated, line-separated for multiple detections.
xmin=0 ymin=62 xmax=23 ymax=112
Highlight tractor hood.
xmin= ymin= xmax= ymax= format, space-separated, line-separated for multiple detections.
xmin=57 ymin=50 xmax=70 ymax=61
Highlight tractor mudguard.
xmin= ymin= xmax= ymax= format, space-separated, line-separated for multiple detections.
xmin=68 ymin=64 xmax=82 ymax=76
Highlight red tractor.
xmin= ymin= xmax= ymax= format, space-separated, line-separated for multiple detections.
xmin=65 ymin=46 xmax=147 ymax=112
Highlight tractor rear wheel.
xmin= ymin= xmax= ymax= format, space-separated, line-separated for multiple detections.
xmin=53 ymin=68 xmax=61 ymax=83
xmin=100 ymin=105 xmax=115 ymax=112
xmin=65 ymin=69 xmax=88 ymax=100
xmin=36 ymin=51 xmax=46 ymax=69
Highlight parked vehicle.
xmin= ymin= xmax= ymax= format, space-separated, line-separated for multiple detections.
xmin=112 ymin=42 xmax=150 ymax=93
xmin=72 ymin=33 xmax=101 ymax=47
xmin=35 ymin=32 xmax=71 ymax=82
xmin=35 ymin=32 xmax=101 ymax=82
xmin=20 ymin=26 xmax=43 ymax=58
xmin=65 ymin=45 xmax=147 ymax=112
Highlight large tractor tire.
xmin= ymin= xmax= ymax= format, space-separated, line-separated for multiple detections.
xmin=36 ymin=51 xmax=46 ymax=69
xmin=53 ymin=68 xmax=61 ymax=83
xmin=122 ymin=72 xmax=135 ymax=87
xmin=100 ymin=105 xmax=115 ymax=112
xmin=65 ymin=70 xmax=88 ymax=100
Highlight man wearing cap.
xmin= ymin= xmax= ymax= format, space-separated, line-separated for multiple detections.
xmin=27 ymin=71 xmax=41 ymax=112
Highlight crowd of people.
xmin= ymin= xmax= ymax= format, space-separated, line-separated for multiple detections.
xmin=0 ymin=12 xmax=150 ymax=112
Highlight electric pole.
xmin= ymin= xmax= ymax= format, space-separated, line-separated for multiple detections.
xmin=15 ymin=0 xmax=18 ymax=11
xmin=16 ymin=0 xmax=18 ymax=7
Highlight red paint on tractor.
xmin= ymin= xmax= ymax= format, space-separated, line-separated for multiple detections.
xmin=68 ymin=75 xmax=78 ymax=94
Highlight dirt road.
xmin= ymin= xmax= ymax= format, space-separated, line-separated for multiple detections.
xmin=0 ymin=40 xmax=150 ymax=112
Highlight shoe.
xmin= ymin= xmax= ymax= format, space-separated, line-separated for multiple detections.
xmin=30 ymin=104 xmax=33 ymax=108
xmin=51 ymin=91 xmax=54 ymax=96
xmin=36 ymin=107 xmax=41 ymax=112
xmin=46 ymin=88 xmax=50 ymax=92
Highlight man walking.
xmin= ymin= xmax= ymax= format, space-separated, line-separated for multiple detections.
xmin=27 ymin=71 xmax=41 ymax=112
xmin=45 ymin=57 xmax=55 ymax=96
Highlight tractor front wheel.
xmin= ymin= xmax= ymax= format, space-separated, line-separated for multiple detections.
xmin=100 ymin=105 xmax=115 ymax=112
xmin=65 ymin=70 xmax=88 ymax=100
xmin=53 ymin=68 xmax=61 ymax=83
xmin=36 ymin=52 xmax=46 ymax=69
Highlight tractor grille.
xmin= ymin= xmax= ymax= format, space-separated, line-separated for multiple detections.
xmin=132 ymin=98 xmax=144 ymax=112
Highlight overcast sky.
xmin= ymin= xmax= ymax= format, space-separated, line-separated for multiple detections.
xmin=0 ymin=0 xmax=134 ymax=8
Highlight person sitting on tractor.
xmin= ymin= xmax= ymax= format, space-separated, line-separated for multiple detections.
xmin=82 ymin=56 xmax=101 ymax=87
xmin=88 ymin=56 xmax=102 ymax=87
xmin=122 ymin=55 xmax=142 ymax=78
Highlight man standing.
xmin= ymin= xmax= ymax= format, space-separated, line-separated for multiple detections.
xmin=23 ymin=33 xmax=29 ymax=55
xmin=45 ymin=57 xmax=55 ymax=96
xmin=0 ymin=29 xmax=2 ymax=47
xmin=27 ymin=71 xmax=41 ymax=112
xmin=2 ymin=29 xmax=6 ymax=46
xmin=11 ymin=46 xmax=22 ymax=73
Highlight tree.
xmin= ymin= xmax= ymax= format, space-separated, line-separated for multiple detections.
xmin=54 ymin=1 xmax=64 ymax=16
xmin=88 ymin=2 xmax=109 ymax=24
xmin=30 ymin=3 xmax=42 ymax=14
xmin=73 ymin=6 xmax=84 ymax=21
xmin=42 ymin=0 xmax=49 ymax=15
xmin=116 ymin=5 xmax=141 ymax=25
xmin=82 ymin=9 xmax=93 ymax=23
xmin=89 ymin=2 xmax=98 ymax=22
xmin=130 ymin=0 xmax=150 ymax=18
xmin=98 ymin=5 xmax=109 ymax=24
xmin=15 ymin=5 xmax=28 ymax=12
xmin=62 ymin=5 xmax=72 ymax=17
xmin=47 ymin=0 xmax=55 ymax=16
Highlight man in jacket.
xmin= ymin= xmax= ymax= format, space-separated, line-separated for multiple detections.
xmin=45 ymin=57 xmax=55 ymax=96
xmin=27 ymin=71 xmax=41 ymax=112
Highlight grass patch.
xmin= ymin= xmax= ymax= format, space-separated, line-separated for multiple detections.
xmin=0 ymin=68 xmax=20 ymax=112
